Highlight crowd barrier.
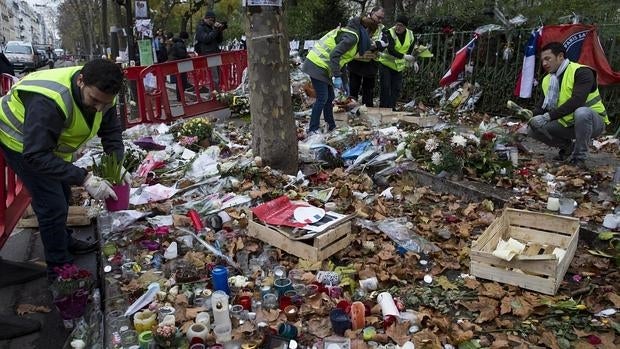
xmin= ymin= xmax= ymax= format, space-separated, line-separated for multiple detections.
xmin=122 ymin=50 xmax=247 ymax=127
xmin=0 ymin=73 xmax=31 ymax=249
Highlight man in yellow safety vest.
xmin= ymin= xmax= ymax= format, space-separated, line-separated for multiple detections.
xmin=302 ymin=18 xmax=368 ymax=135
xmin=528 ymin=42 xmax=608 ymax=168
xmin=377 ymin=15 xmax=417 ymax=109
xmin=0 ymin=59 xmax=128 ymax=279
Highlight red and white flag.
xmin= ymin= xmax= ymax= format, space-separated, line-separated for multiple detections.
xmin=514 ymin=28 xmax=541 ymax=98
xmin=439 ymin=36 xmax=477 ymax=87
xmin=541 ymin=24 xmax=620 ymax=85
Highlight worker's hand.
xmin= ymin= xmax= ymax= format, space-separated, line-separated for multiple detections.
xmin=83 ymin=174 xmax=117 ymax=201
xmin=377 ymin=39 xmax=389 ymax=48
xmin=412 ymin=61 xmax=419 ymax=73
xmin=404 ymin=54 xmax=415 ymax=62
xmin=121 ymin=166 xmax=132 ymax=186
xmin=529 ymin=113 xmax=551 ymax=129
xmin=332 ymin=77 xmax=343 ymax=90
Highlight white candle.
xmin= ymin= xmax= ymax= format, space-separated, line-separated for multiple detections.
xmin=547 ymin=197 xmax=560 ymax=211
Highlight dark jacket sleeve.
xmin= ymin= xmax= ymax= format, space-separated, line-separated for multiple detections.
xmin=386 ymin=31 xmax=404 ymax=59
xmin=20 ymin=92 xmax=88 ymax=185
xmin=548 ymin=67 xmax=596 ymax=120
xmin=195 ymin=23 xmax=223 ymax=53
xmin=329 ymin=32 xmax=358 ymax=78
xmin=98 ymin=107 xmax=125 ymax=161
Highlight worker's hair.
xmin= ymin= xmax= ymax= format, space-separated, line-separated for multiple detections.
xmin=540 ymin=42 xmax=566 ymax=57
xmin=369 ymin=6 xmax=383 ymax=15
xmin=81 ymin=58 xmax=124 ymax=95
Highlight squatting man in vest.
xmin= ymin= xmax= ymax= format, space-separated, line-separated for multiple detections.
xmin=528 ymin=42 xmax=609 ymax=168
xmin=0 ymin=59 xmax=130 ymax=279
xmin=302 ymin=15 xmax=382 ymax=135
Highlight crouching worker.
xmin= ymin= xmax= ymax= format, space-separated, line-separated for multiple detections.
xmin=0 ymin=59 xmax=130 ymax=279
xmin=528 ymin=42 xmax=608 ymax=168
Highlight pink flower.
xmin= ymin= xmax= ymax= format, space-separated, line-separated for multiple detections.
xmin=572 ymin=274 xmax=582 ymax=283
xmin=179 ymin=136 xmax=198 ymax=146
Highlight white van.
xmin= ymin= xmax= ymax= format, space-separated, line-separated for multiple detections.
xmin=4 ymin=41 xmax=39 ymax=71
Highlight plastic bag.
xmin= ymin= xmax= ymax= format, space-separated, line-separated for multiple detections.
xmin=357 ymin=218 xmax=440 ymax=254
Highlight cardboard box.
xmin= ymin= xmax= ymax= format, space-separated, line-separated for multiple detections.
xmin=248 ymin=217 xmax=353 ymax=262
xmin=470 ymin=208 xmax=580 ymax=295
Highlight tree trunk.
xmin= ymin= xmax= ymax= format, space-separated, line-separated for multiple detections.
xmin=381 ymin=0 xmax=396 ymax=23
xmin=101 ymin=0 xmax=108 ymax=48
xmin=245 ymin=5 xmax=297 ymax=175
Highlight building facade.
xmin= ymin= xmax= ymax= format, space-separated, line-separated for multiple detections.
xmin=0 ymin=0 xmax=56 ymax=47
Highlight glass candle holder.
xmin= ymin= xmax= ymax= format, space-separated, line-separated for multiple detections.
xmin=305 ymin=284 xmax=319 ymax=297
xmin=273 ymin=265 xmax=287 ymax=279
xmin=273 ymin=278 xmax=292 ymax=296
xmin=283 ymin=305 xmax=299 ymax=322
xmin=213 ymin=322 xmax=232 ymax=343
xmin=120 ymin=330 xmax=139 ymax=347
xmin=288 ymin=269 xmax=304 ymax=284
xmin=262 ymin=293 xmax=278 ymax=309
xmin=237 ymin=295 xmax=252 ymax=311
xmin=211 ymin=290 xmax=230 ymax=326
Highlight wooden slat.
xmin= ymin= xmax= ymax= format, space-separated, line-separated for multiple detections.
xmin=523 ymin=243 xmax=543 ymax=256
xmin=17 ymin=206 xmax=91 ymax=228
xmin=470 ymin=252 xmax=556 ymax=277
xmin=470 ymin=260 xmax=558 ymax=295
xmin=509 ymin=226 xmax=572 ymax=248
xmin=505 ymin=208 xmax=580 ymax=235
xmin=248 ymin=219 xmax=351 ymax=262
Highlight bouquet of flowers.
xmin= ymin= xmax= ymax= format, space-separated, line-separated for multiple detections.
xmin=400 ymin=127 xmax=512 ymax=181
xmin=153 ymin=324 xmax=180 ymax=348
xmin=171 ymin=117 xmax=213 ymax=151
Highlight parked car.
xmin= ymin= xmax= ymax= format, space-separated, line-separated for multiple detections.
xmin=3 ymin=41 xmax=39 ymax=72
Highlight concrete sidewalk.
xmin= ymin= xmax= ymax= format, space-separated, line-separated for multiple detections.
xmin=0 ymin=225 xmax=98 ymax=349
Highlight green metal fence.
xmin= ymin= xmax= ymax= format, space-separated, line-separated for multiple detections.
xmin=402 ymin=24 xmax=620 ymax=128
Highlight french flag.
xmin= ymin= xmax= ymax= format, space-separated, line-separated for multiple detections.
xmin=439 ymin=36 xmax=477 ymax=87
xmin=514 ymin=28 xmax=542 ymax=98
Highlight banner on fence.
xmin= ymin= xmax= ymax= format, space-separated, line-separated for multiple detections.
xmin=540 ymin=24 xmax=620 ymax=86
xmin=439 ymin=36 xmax=477 ymax=87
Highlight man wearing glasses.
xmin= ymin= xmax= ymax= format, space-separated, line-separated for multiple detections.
xmin=348 ymin=6 xmax=387 ymax=108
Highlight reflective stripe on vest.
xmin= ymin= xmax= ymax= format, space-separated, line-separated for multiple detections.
xmin=0 ymin=67 xmax=104 ymax=161
xmin=306 ymin=28 xmax=359 ymax=75
xmin=377 ymin=27 xmax=414 ymax=72
xmin=541 ymin=61 xmax=608 ymax=127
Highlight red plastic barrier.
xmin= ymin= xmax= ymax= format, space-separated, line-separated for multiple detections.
xmin=0 ymin=73 xmax=31 ymax=249
xmin=122 ymin=50 xmax=247 ymax=127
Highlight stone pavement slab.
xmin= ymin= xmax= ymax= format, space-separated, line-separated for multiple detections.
xmin=0 ymin=225 xmax=98 ymax=349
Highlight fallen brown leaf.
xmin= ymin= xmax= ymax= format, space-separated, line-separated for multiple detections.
xmin=307 ymin=317 xmax=332 ymax=338
xmin=386 ymin=320 xmax=411 ymax=346
xmin=16 ymin=304 xmax=51 ymax=316
xmin=412 ymin=328 xmax=442 ymax=349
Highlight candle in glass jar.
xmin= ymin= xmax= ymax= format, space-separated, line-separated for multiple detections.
xmin=547 ymin=197 xmax=560 ymax=211
xmin=350 ymin=301 xmax=366 ymax=330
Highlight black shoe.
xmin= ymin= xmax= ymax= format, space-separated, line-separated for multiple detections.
xmin=68 ymin=237 xmax=98 ymax=255
xmin=553 ymin=149 xmax=568 ymax=161
xmin=567 ymin=158 xmax=588 ymax=170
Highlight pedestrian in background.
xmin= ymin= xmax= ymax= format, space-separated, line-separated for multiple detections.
xmin=0 ymin=59 xmax=129 ymax=279
xmin=195 ymin=11 xmax=226 ymax=91
xmin=347 ymin=6 xmax=387 ymax=107
xmin=302 ymin=18 xmax=369 ymax=134
xmin=378 ymin=15 xmax=417 ymax=109
xmin=168 ymin=31 xmax=191 ymax=101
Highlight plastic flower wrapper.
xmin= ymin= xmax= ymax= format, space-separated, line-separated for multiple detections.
xmin=51 ymin=264 xmax=93 ymax=296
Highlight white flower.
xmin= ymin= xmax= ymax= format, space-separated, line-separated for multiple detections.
xmin=425 ymin=138 xmax=439 ymax=152
xmin=431 ymin=152 xmax=443 ymax=165
xmin=451 ymin=134 xmax=468 ymax=147
xmin=466 ymin=133 xmax=480 ymax=145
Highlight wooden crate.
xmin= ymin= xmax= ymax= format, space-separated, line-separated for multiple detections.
xmin=17 ymin=206 xmax=91 ymax=228
xmin=470 ymin=208 xmax=580 ymax=295
xmin=247 ymin=218 xmax=353 ymax=262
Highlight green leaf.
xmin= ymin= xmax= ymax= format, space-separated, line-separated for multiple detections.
xmin=598 ymin=231 xmax=619 ymax=241
xmin=587 ymin=249 xmax=614 ymax=258
xmin=458 ymin=340 xmax=481 ymax=349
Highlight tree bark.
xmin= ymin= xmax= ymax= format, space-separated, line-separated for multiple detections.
xmin=102 ymin=0 xmax=108 ymax=48
xmin=245 ymin=5 xmax=297 ymax=175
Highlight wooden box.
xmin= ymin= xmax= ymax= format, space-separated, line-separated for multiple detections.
xmin=247 ymin=218 xmax=353 ymax=262
xmin=18 ymin=205 xmax=91 ymax=228
xmin=470 ymin=208 xmax=580 ymax=295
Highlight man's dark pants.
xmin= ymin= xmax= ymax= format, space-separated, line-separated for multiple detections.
xmin=379 ymin=65 xmax=403 ymax=108
xmin=0 ymin=144 xmax=73 ymax=271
